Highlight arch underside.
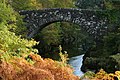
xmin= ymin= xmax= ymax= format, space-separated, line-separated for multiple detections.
xmin=19 ymin=8 xmax=108 ymax=39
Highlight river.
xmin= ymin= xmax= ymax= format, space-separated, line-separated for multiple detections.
xmin=68 ymin=54 xmax=84 ymax=77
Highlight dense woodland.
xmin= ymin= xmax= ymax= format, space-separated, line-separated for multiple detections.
xmin=0 ymin=0 xmax=120 ymax=80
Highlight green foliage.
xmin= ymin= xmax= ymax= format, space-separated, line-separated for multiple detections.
xmin=0 ymin=1 xmax=39 ymax=63
xmin=26 ymin=57 xmax=35 ymax=65
xmin=52 ymin=45 xmax=70 ymax=67
xmin=14 ymin=13 xmax=27 ymax=37
xmin=105 ymin=0 xmax=114 ymax=10
xmin=8 ymin=0 xmax=42 ymax=11
xmin=111 ymin=54 xmax=120 ymax=70
xmin=34 ymin=23 xmax=62 ymax=60
xmin=103 ymin=32 xmax=120 ymax=56
xmin=53 ymin=0 xmax=75 ymax=8
xmin=0 ymin=28 xmax=38 ymax=62
xmin=81 ymin=71 xmax=95 ymax=79
xmin=40 ymin=22 xmax=62 ymax=45
xmin=105 ymin=0 xmax=120 ymax=9
xmin=38 ymin=0 xmax=75 ymax=8
xmin=0 ymin=2 xmax=16 ymax=31
xmin=0 ymin=1 xmax=28 ymax=37
xmin=61 ymin=22 xmax=93 ymax=55
xmin=59 ymin=45 xmax=69 ymax=64
xmin=101 ymin=9 xmax=120 ymax=56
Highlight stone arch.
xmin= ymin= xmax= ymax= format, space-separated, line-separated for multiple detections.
xmin=19 ymin=8 xmax=108 ymax=39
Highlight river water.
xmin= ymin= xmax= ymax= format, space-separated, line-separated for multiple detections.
xmin=68 ymin=54 xmax=84 ymax=77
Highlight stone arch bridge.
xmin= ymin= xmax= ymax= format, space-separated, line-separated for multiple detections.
xmin=19 ymin=8 xmax=108 ymax=40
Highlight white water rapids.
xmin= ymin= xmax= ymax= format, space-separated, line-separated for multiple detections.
xmin=68 ymin=54 xmax=84 ymax=77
